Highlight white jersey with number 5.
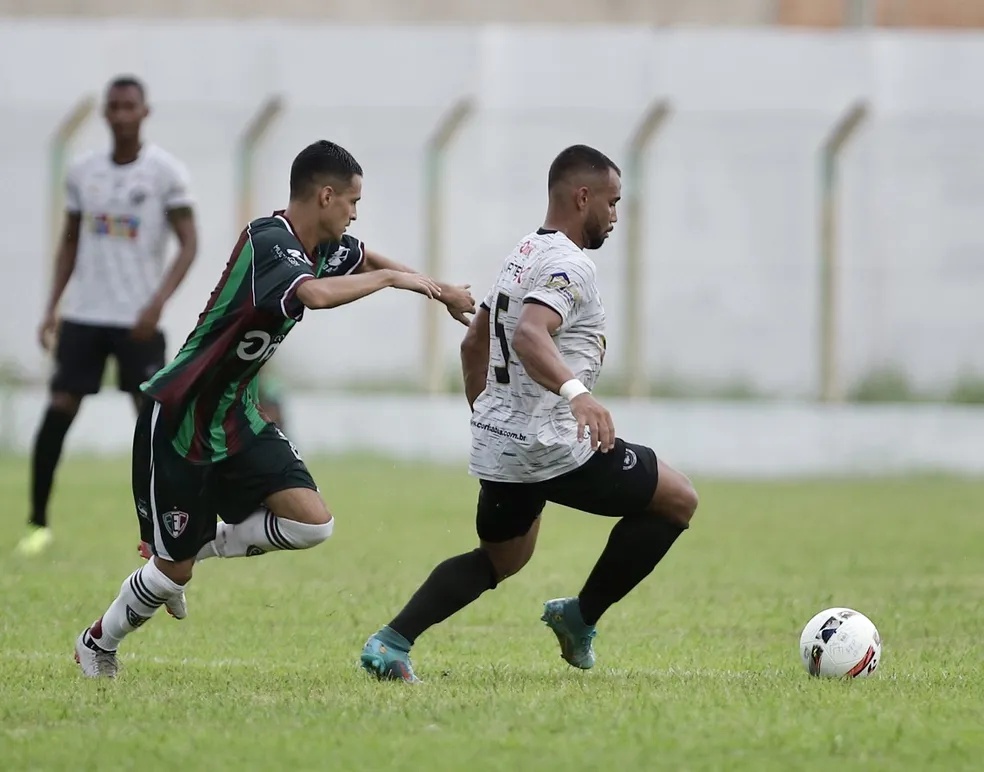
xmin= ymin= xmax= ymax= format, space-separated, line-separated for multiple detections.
xmin=469 ymin=229 xmax=606 ymax=483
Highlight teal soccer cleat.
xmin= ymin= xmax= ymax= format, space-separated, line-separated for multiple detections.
xmin=360 ymin=630 xmax=421 ymax=684
xmin=541 ymin=597 xmax=597 ymax=670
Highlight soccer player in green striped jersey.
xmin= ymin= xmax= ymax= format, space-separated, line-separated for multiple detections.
xmin=73 ymin=140 xmax=476 ymax=678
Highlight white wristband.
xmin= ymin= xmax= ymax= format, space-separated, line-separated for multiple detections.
xmin=559 ymin=378 xmax=589 ymax=401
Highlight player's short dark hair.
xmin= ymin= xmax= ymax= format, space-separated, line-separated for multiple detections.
xmin=547 ymin=144 xmax=621 ymax=190
xmin=106 ymin=75 xmax=146 ymax=101
xmin=289 ymin=140 xmax=364 ymax=200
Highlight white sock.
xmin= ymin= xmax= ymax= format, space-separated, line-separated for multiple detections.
xmin=195 ymin=507 xmax=333 ymax=560
xmin=89 ymin=561 xmax=184 ymax=651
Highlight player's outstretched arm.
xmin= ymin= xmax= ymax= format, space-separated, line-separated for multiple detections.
xmin=362 ymin=248 xmax=475 ymax=325
xmin=460 ymin=306 xmax=491 ymax=411
xmin=513 ymin=302 xmax=615 ymax=452
xmin=296 ymin=269 xmax=441 ymax=310
xmin=39 ymin=212 xmax=82 ymax=350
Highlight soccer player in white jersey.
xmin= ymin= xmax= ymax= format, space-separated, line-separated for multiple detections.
xmin=361 ymin=145 xmax=699 ymax=682
xmin=17 ymin=76 xmax=198 ymax=556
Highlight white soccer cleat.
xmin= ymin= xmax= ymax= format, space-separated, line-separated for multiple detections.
xmin=74 ymin=628 xmax=119 ymax=679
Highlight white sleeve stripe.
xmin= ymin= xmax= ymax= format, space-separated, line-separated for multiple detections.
xmin=345 ymin=240 xmax=366 ymax=274
xmin=248 ymin=223 xmax=257 ymax=307
xmin=280 ymin=274 xmax=314 ymax=318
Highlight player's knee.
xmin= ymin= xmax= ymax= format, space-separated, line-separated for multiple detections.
xmin=673 ymin=480 xmax=699 ymax=526
xmin=649 ymin=469 xmax=698 ymax=529
xmin=489 ymin=550 xmax=532 ymax=583
xmin=300 ymin=499 xmax=332 ymax=526
xmin=265 ymin=487 xmax=331 ymax=526
xmin=49 ymin=392 xmax=82 ymax=418
xmin=482 ymin=535 xmax=537 ymax=582
xmin=153 ymin=556 xmax=194 ymax=585
xmin=276 ymin=516 xmax=334 ymax=550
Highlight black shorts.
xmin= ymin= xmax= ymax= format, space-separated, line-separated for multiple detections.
xmin=51 ymin=320 xmax=166 ymax=395
xmin=132 ymin=399 xmax=318 ymax=562
xmin=476 ymin=438 xmax=660 ymax=543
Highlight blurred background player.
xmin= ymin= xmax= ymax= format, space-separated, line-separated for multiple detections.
xmin=360 ymin=145 xmax=698 ymax=682
xmin=17 ymin=75 xmax=198 ymax=556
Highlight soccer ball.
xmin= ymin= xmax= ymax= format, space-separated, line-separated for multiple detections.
xmin=799 ymin=607 xmax=881 ymax=679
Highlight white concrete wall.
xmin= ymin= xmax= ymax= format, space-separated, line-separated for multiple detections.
xmin=2 ymin=389 xmax=982 ymax=477
xmin=1 ymin=23 xmax=983 ymax=398
xmin=0 ymin=0 xmax=777 ymax=24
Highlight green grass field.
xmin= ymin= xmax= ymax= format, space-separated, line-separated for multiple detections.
xmin=1 ymin=455 xmax=983 ymax=771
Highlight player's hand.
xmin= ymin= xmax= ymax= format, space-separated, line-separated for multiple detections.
xmin=389 ymin=270 xmax=442 ymax=299
xmin=132 ymin=302 xmax=162 ymax=342
xmin=440 ymin=283 xmax=476 ymax=326
xmin=38 ymin=312 xmax=58 ymax=351
xmin=569 ymin=393 xmax=615 ymax=453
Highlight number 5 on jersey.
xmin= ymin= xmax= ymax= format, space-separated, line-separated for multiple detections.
xmin=493 ymin=292 xmax=512 ymax=385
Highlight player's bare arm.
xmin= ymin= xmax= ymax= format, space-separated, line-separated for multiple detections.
xmin=296 ymin=268 xmax=441 ymax=310
xmin=460 ymin=306 xmax=491 ymax=411
xmin=360 ymin=247 xmax=476 ymax=325
xmin=513 ymin=302 xmax=615 ymax=452
xmin=132 ymin=206 xmax=198 ymax=342
xmin=39 ymin=212 xmax=82 ymax=350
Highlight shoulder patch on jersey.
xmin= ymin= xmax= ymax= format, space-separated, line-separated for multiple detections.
xmin=546 ymin=271 xmax=581 ymax=301
xmin=546 ymin=271 xmax=570 ymax=289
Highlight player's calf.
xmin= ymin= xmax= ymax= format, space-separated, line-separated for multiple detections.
xmin=575 ymin=457 xmax=696 ymax=634
xmin=75 ymin=557 xmax=189 ymax=676
xmin=136 ymin=538 xmax=189 ymax=618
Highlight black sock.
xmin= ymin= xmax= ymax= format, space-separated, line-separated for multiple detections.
xmin=388 ymin=548 xmax=498 ymax=644
xmin=30 ymin=408 xmax=76 ymax=528
xmin=578 ymin=516 xmax=685 ymax=626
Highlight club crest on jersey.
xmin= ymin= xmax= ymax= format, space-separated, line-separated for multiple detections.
xmin=327 ymin=245 xmax=350 ymax=268
xmin=162 ymin=510 xmax=190 ymax=538
xmin=129 ymin=188 xmax=148 ymax=206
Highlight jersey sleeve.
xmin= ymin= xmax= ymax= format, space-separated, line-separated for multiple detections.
xmin=162 ymin=157 xmax=195 ymax=211
xmin=524 ymin=248 xmax=595 ymax=324
xmin=251 ymin=231 xmax=316 ymax=320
